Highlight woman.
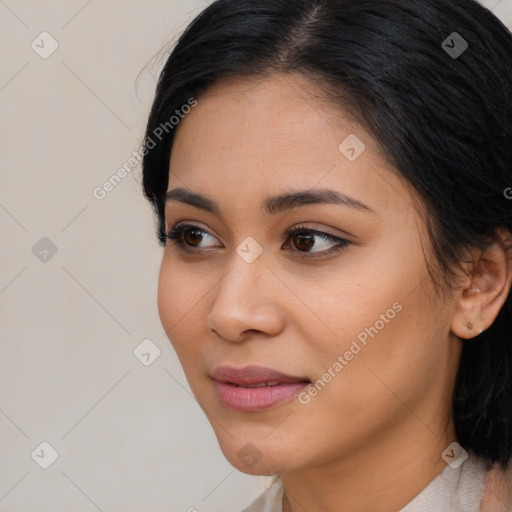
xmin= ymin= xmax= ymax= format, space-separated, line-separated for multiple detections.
xmin=141 ymin=0 xmax=512 ymax=510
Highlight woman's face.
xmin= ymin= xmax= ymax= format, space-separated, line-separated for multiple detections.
xmin=158 ymin=73 xmax=462 ymax=476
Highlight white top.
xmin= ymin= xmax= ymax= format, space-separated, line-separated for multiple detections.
xmin=240 ymin=451 xmax=511 ymax=512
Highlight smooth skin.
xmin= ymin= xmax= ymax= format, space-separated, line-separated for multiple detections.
xmin=157 ymin=72 xmax=512 ymax=512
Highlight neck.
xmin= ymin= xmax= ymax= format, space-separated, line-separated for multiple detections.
xmin=281 ymin=416 xmax=457 ymax=512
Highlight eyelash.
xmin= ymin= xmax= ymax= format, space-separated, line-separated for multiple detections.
xmin=164 ymin=223 xmax=351 ymax=259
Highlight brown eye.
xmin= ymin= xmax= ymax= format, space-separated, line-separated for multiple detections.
xmin=183 ymin=229 xmax=205 ymax=247
xmin=283 ymin=225 xmax=351 ymax=259
xmin=165 ymin=224 xmax=220 ymax=250
xmin=292 ymin=232 xmax=315 ymax=251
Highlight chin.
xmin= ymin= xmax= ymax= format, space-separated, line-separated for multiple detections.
xmin=224 ymin=450 xmax=287 ymax=476
xmin=214 ymin=434 xmax=297 ymax=476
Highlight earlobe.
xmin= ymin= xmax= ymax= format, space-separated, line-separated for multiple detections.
xmin=451 ymin=230 xmax=512 ymax=341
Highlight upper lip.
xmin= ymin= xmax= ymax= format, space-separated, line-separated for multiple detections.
xmin=211 ymin=365 xmax=310 ymax=386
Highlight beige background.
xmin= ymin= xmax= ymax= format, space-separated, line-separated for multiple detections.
xmin=1 ymin=1 xmax=511 ymax=511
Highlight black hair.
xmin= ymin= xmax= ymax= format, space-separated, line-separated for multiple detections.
xmin=141 ymin=0 xmax=512 ymax=468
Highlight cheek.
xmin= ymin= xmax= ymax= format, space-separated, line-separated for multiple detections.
xmin=157 ymin=255 xmax=203 ymax=323
xmin=313 ymin=282 xmax=451 ymax=425
xmin=157 ymin=257 xmax=199 ymax=352
xmin=157 ymin=256 xmax=216 ymax=377
xmin=301 ymin=247 xmax=450 ymax=404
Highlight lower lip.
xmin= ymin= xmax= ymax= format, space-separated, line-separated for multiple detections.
xmin=213 ymin=380 xmax=309 ymax=412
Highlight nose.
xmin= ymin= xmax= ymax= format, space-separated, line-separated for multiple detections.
xmin=206 ymin=254 xmax=285 ymax=343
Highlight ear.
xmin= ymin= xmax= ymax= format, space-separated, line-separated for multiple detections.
xmin=451 ymin=228 xmax=512 ymax=340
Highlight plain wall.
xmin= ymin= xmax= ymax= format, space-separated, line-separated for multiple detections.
xmin=1 ymin=1 xmax=511 ymax=511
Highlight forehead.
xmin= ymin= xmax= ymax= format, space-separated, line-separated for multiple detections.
xmin=172 ymin=72 xmax=365 ymax=157
xmin=168 ymin=72 xmax=416 ymax=216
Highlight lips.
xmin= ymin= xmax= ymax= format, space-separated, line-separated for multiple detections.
xmin=211 ymin=365 xmax=309 ymax=386
xmin=211 ymin=365 xmax=310 ymax=412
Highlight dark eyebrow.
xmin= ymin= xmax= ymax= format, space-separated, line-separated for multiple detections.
xmin=165 ymin=187 xmax=374 ymax=216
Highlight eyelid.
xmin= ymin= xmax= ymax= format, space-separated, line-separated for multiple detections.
xmin=167 ymin=220 xmax=350 ymax=241
xmin=283 ymin=223 xmax=349 ymax=242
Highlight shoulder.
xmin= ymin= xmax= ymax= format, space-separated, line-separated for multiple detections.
xmin=480 ymin=458 xmax=512 ymax=512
